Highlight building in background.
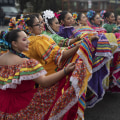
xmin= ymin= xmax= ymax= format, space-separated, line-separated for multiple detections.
xmin=62 ymin=0 xmax=120 ymax=12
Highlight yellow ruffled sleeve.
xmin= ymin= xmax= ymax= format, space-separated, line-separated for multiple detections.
xmin=30 ymin=35 xmax=64 ymax=66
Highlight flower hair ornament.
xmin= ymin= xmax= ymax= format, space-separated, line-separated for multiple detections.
xmin=72 ymin=12 xmax=78 ymax=20
xmin=86 ymin=10 xmax=96 ymax=19
xmin=8 ymin=17 xmax=16 ymax=31
xmin=0 ymin=30 xmax=11 ymax=51
xmin=54 ymin=12 xmax=60 ymax=19
xmin=16 ymin=17 xmax=31 ymax=35
xmin=100 ymin=10 xmax=106 ymax=19
xmin=43 ymin=10 xmax=56 ymax=34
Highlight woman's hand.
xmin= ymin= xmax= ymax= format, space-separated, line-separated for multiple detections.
xmin=65 ymin=62 xmax=75 ymax=74
xmin=90 ymin=35 xmax=99 ymax=40
xmin=76 ymin=41 xmax=81 ymax=48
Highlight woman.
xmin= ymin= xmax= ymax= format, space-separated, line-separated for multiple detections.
xmin=86 ymin=10 xmax=107 ymax=34
xmin=116 ymin=14 xmax=120 ymax=32
xmin=42 ymin=10 xmax=80 ymax=47
xmin=87 ymin=10 xmax=120 ymax=94
xmin=33 ymin=13 xmax=45 ymax=32
xmin=58 ymin=10 xmax=113 ymax=108
xmin=102 ymin=11 xmax=119 ymax=33
xmin=15 ymin=14 xmax=92 ymax=119
xmin=58 ymin=11 xmax=82 ymax=39
xmin=0 ymin=29 xmax=87 ymax=119
xmin=74 ymin=12 xmax=94 ymax=33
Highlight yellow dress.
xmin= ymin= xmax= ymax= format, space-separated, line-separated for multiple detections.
xmin=24 ymin=35 xmax=64 ymax=75
xmin=24 ymin=34 xmax=92 ymax=119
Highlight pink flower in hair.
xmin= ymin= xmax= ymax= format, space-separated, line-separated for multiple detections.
xmin=54 ymin=12 xmax=60 ymax=19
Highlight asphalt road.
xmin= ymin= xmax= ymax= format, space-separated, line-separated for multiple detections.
xmin=85 ymin=92 xmax=120 ymax=120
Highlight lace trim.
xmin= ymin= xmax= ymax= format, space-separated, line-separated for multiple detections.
xmin=86 ymin=89 xmax=105 ymax=108
xmin=77 ymin=109 xmax=84 ymax=120
xmin=48 ymin=97 xmax=78 ymax=120
xmin=95 ymin=52 xmax=113 ymax=58
xmin=0 ymin=70 xmax=47 ymax=90
xmin=86 ymin=69 xmax=108 ymax=108
xmin=92 ymin=55 xmax=113 ymax=73
xmin=77 ymin=49 xmax=92 ymax=73
xmin=113 ymin=68 xmax=120 ymax=88
xmin=70 ymin=77 xmax=84 ymax=98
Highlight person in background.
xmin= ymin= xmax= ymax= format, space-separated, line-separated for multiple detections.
xmin=42 ymin=10 xmax=80 ymax=47
xmin=0 ymin=7 xmax=5 ymax=26
xmin=102 ymin=11 xmax=118 ymax=33
xmin=115 ymin=14 xmax=120 ymax=32
xmin=0 ymin=29 xmax=87 ymax=119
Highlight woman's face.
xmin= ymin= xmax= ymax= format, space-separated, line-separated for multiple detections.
xmin=12 ymin=31 xmax=29 ymax=52
xmin=78 ymin=13 xmax=87 ymax=25
xmin=50 ymin=18 xmax=60 ymax=32
xmin=61 ymin=12 xmax=74 ymax=26
xmin=92 ymin=14 xmax=101 ymax=26
xmin=117 ymin=15 xmax=120 ymax=24
xmin=30 ymin=17 xmax=42 ymax=35
xmin=38 ymin=15 xmax=45 ymax=31
xmin=107 ymin=13 xmax=115 ymax=24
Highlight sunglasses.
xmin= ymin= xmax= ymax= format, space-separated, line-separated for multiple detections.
xmin=32 ymin=23 xmax=41 ymax=27
xmin=32 ymin=21 xmax=44 ymax=27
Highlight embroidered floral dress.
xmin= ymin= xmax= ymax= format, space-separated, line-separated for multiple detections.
xmin=57 ymin=24 xmax=114 ymax=107
xmin=23 ymin=34 xmax=92 ymax=119
xmin=0 ymin=58 xmax=89 ymax=119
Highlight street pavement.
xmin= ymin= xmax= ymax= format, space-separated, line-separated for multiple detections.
xmin=0 ymin=26 xmax=9 ymax=31
xmin=85 ymin=92 xmax=120 ymax=120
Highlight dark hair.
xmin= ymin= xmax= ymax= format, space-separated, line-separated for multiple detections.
xmin=16 ymin=14 xmax=21 ymax=21
xmin=24 ymin=14 xmax=37 ymax=27
xmin=58 ymin=11 xmax=69 ymax=23
xmin=90 ymin=13 xmax=97 ymax=21
xmin=0 ymin=31 xmax=5 ymax=39
xmin=44 ymin=17 xmax=56 ymax=31
xmin=104 ymin=12 xmax=113 ymax=19
xmin=0 ymin=29 xmax=22 ymax=44
xmin=76 ymin=12 xmax=83 ymax=22
xmin=32 ymin=13 xmax=40 ymax=19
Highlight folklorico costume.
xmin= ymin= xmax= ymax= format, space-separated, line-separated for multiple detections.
xmin=42 ymin=31 xmax=71 ymax=47
xmin=58 ymin=10 xmax=114 ymax=107
xmin=0 ymin=30 xmax=90 ymax=120
xmin=86 ymin=10 xmax=120 ymax=104
xmin=42 ymin=11 xmax=80 ymax=47
xmin=23 ymin=34 xmax=92 ymax=120
xmin=3 ymin=11 xmax=92 ymax=119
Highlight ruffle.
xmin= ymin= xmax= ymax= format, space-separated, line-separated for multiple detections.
xmin=0 ymin=70 xmax=47 ymax=90
xmin=70 ymin=60 xmax=87 ymax=98
xmin=0 ymin=59 xmax=47 ymax=90
xmin=77 ymin=39 xmax=93 ymax=73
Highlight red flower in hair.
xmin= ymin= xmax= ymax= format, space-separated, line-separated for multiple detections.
xmin=54 ymin=13 xmax=60 ymax=19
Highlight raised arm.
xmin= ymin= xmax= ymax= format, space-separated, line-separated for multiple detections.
xmin=61 ymin=42 xmax=81 ymax=61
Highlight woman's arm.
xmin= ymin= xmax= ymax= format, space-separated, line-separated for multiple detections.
xmin=61 ymin=42 xmax=81 ymax=61
xmin=34 ymin=63 xmax=75 ymax=88
xmin=69 ymin=36 xmax=80 ymax=45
